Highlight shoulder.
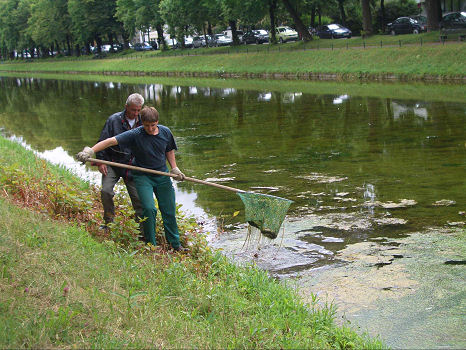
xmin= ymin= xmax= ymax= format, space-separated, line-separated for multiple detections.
xmin=107 ymin=111 xmax=125 ymax=122
xmin=158 ymin=125 xmax=173 ymax=135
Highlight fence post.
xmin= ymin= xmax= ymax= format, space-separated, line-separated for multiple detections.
xmin=332 ymin=43 xmax=334 ymax=50
xmin=346 ymin=42 xmax=349 ymax=50
xmin=380 ymin=40 xmax=382 ymax=48
xmin=420 ymin=38 xmax=423 ymax=46
xmin=399 ymin=40 xmax=401 ymax=47
xmin=363 ymin=41 xmax=365 ymax=49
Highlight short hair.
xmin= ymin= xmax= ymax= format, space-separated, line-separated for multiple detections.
xmin=126 ymin=93 xmax=144 ymax=107
xmin=141 ymin=106 xmax=159 ymax=123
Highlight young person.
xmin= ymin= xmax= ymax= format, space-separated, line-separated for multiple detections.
xmin=77 ymin=106 xmax=187 ymax=251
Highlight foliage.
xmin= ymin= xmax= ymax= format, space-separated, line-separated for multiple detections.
xmin=0 ymin=139 xmax=201 ymax=252
xmin=0 ymin=0 xmax=445 ymax=60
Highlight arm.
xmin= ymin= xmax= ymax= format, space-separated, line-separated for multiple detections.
xmin=166 ymin=149 xmax=185 ymax=181
xmin=76 ymin=137 xmax=118 ymax=164
xmin=166 ymin=149 xmax=177 ymax=170
xmin=92 ymin=137 xmax=118 ymax=153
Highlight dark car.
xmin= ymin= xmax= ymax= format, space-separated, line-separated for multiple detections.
xmin=387 ymin=17 xmax=423 ymax=35
xmin=242 ymin=29 xmax=270 ymax=44
xmin=410 ymin=15 xmax=427 ymax=32
xmin=316 ymin=24 xmax=352 ymax=39
xmin=133 ymin=42 xmax=153 ymax=51
xmin=440 ymin=12 xmax=466 ymax=35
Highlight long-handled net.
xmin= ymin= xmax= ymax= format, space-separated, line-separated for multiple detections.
xmin=85 ymin=158 xmax=293 ymax=239
xmin=237 ymin=192 xmax=293 ymax=239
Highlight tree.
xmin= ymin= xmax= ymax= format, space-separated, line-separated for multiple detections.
xmin=360 ymin=0 xmax=373 ymax=36
xmin=27 ymin=0 xmax=72 ymax=55
xmin=68 ymin=0 xmax=122 ymax=54
xmin=281 ymin=0 xmax=312 ymax=40
xmin=425 ymin=0 xmax=441 ymax=31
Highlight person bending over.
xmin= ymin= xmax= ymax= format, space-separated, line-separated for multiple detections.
xmin=77 ymin=106 xmax=187 ymax=251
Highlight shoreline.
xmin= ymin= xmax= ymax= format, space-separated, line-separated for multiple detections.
xmin=2 ymin=68 xmax=465 ymax=83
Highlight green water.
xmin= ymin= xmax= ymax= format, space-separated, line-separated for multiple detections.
xmin=0 ymin=76 xmax=464 ymax=231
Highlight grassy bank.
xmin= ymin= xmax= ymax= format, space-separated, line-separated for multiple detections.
xmin=0 ymin=136 xmax=383 ymax=348
xmin=1 ymin=37 xmax=464 ymax=80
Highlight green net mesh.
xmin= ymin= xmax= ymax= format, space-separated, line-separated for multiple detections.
xmin=237 ymin=192 xmax=293 ymax=239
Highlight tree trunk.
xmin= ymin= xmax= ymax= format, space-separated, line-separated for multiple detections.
xmin=338 ymin=0 xmax=346 ymax=26
xmin=229 ymin=20 xmax=240 ymax=45
xmin=380 ymin=0 xmax=385 ymax=32
xmin=310 ymin=7 xmax=316 ymax=28
xmin=425 ymin=0 xmax=441 ymax=31
xmin=281 ymin=0 xmax=313 ymax=41
xmin=66 ymin=35 xmax=72 ymax=55
xmin=108 ymin=33 xmax=114 ymax=51
xmin=156 ymin=24 xmax=166 ymax=50
xmin=269 ymin=0 xmax=278 ymax=44
xmin=95 ymin=36 xmax=102 ymax=53
xmin=361 ymin=0 xmax=373 ymax=36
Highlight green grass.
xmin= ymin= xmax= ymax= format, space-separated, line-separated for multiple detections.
xmin=0 ymin=136 xmax=384 ymax=348
xmin=1 ymin=32 xmax=464 ymax=79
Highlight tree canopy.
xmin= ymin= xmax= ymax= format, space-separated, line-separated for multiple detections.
xmin=0 ymin=0 xmax=435 ymax=59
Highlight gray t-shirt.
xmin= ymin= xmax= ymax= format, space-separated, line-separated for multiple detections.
xmin=115 ymin=125 xmax=177 ymax=172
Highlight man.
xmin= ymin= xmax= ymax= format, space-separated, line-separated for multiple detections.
xmin=77 ymin=106 xmax=187 ymax=251
xmin=94 ymin=93 xmax=144 ymax=231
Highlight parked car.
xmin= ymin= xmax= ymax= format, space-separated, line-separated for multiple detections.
xmin=274 ymin=26 xmax=299 ymax=43
xmin=223 ymin=29 xmax=244 ymax=43
xmin=133 ymin=42 xmax=153 ymax=51
xmin=192 ymin=36 xmax=207 ymax=48
xmin=410 ymin=15 xmax=427 ymax=32
xmin=175 ymin=36 xmax=194 ymax=49
xmin=387 ymin=17 xmax=423 ymax=35
xmin=316 ymin=24 xmax=352 ymax=39
xmin=440 ymin=11 xmax=466 ymax=35
xmin=242 ymin=29 xmax=270 ymax=44
xmin=166 ymin=38 xmax=177 ymax=49
xmin=208 ymin=34 xmax=233 ymax=47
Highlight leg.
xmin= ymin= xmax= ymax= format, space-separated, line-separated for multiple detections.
xmin=124 ymin=178 xmax=145 ymax=236
xmin=101 ymin=166 xmax=120 ymax=225
xmin=154 ymin=176 xmax=181 ymax=249
xmin=133 ymin=174 xmax=158 ymax=246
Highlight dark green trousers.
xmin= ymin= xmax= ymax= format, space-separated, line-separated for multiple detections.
xmin=133 ymin=173 xmax=180 ymax=249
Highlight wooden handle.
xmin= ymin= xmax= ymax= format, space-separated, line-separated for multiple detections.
xmin=88 ymin=158 xmax=245 ymax=193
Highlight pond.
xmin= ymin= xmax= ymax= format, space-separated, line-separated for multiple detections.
xmin=0 ymin=75 xmax=465 ymax=347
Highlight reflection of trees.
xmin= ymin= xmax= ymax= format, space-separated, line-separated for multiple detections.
xmin=1 ymin=76 xmax=464 ymax=219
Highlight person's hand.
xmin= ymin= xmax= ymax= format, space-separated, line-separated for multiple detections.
xmin=98 ymin=163 xmax=108 ymax=176
xmin=169 ymin=167 xmax=185 ymax=181
xmin=76 ymin=146 xmax=95 ymax=164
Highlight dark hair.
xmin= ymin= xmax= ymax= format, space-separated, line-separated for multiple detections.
xmin=140 ymin=106 xmax=159 ymax=123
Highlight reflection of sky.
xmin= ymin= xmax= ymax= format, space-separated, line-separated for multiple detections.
xmin=6 ymin=135 xmax=217 ymax=233
xmin=282 ymin=92 xmax=302 ymax=103
xmin=333 ymin=94 xmax=349 ymax=105
xmin=392 ymin=102 xmax=429 ymax=120
xmin=258 ymin=92 xmax=272 ymax=102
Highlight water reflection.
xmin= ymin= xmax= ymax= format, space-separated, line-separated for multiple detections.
xmin=0 ymin=76 xmax=465 ymax=271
